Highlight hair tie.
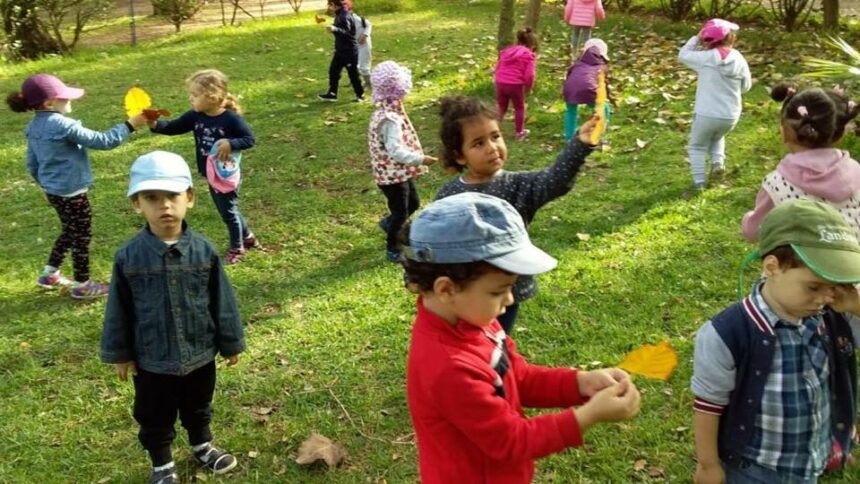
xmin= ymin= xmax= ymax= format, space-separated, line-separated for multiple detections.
xmin=797 ymin=105 xmax=809 ymax=117
xmin=16 ymin=93 xmax=23 ymax=99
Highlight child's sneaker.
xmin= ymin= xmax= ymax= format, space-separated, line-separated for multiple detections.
xmin=225 ymin=248 xmax=246 ymax=265
xmin=354 ymin=95 xmax=366 ymax=103
xmin=194 ymin=444 xmax=238 ymax=474
xmin=515 ymin=129 xmax=530 ymax=141
xmin=37 ymin=270 xmax=72 ymax=290
xmin=243 ymin=233 xmax=258 ymax=249
xmin=712 ymin=162 xmax=726 ymax=175
xmin=71 ymin=280 xmax=109 ymax=299
xmin=317 ymin=92 xmax=337 ymax=102
xmin=149 ymin=467 xmax=179 ymax=484
xmin=386 ymin=249 xmax=401 ymax=263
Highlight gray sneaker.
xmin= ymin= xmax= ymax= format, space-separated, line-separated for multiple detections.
xmin=194 ymin=444 xmax=237 ymax=474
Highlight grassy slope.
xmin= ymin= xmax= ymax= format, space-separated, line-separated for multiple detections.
xmin=1 ymin=2 xmax=859 ymax=482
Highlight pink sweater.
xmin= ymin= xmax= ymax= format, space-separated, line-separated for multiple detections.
xmin=494 ymin=45 xmax=537 ymax=89
xmin=564 ymin=0 xmax=605 ymax=28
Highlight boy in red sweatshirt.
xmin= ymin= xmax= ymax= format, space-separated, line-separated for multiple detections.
xmin=401 ymin=192 xmax=641 ymax=484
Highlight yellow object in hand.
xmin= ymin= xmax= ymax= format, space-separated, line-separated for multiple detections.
xmin=589 ymin=70 xmax=607 ymax=145
xmin=124 ymin=86 xmax=152 ymax=118
xmin=617 ymin=340 xmax=678 ymax=381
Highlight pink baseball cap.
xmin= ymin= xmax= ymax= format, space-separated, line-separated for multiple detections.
xmin=21 ymin=74 xmax=84 ymax=108
xmin=701 ymin=18 xmax=739 ymax=44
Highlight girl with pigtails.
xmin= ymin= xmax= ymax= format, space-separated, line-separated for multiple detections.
xmin=742 ymin=83 xmax=860 ymax=240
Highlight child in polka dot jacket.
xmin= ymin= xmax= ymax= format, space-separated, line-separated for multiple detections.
xmin=367 ymin=61 xmax=438 ymax=263
xmin=742 ymin=83 xmax=860 ymax=240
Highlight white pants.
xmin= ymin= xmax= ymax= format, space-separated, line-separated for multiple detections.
xmin=358 ymin=38 xmax=372 ymax=76
xmin=687 ymin=114 xmax=737 ymax=184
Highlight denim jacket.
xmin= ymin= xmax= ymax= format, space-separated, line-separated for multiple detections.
xmin=25 ymin=111 xmax=130 ymax=196
xmin=101 ymin=223 xmax=245 ymax=376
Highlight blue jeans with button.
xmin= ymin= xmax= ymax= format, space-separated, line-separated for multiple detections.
xmin=209 ymin=186 xmax=251 ymax=250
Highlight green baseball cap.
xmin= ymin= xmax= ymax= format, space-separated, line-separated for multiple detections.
xmin=759 ymin=200 xmax=860 ymax=284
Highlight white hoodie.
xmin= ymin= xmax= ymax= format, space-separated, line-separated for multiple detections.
xmin=679 ymin=36 xmax=752 ymax=120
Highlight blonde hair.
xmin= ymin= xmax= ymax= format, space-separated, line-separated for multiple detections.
xmin=187 ymin=69 xmax=242 ymax=114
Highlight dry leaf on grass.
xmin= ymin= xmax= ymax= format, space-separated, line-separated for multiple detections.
xmin=295 ymin=433 xmax=346 ymax=467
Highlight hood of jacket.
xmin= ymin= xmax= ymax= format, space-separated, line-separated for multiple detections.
xmin=777 ymin=148 xmax=860 ymax=202
xmin=498 ymin=45 xmax=535 ymax=64
xmin=578 ymin=47 xmax=606 ymax=66
xmin=713 ymin=49 xmax=747 ymax=79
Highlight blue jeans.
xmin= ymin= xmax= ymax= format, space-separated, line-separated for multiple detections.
xmin=565 ymin=102 xmax=612 ymax=140
xmin=723 ymin=458 xmax=817 ymax=484
xmin=209 ymin=186 xmax=250 ymax=250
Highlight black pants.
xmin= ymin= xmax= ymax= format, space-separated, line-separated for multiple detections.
xmin=379 ymin=179 xmax=420 ymax=251
xmin=133 ymin=362 xmax=216 ymax=466
xmin=328 ymin=50 xmax=364 ymax=98
xmin=496 ymin=302 xmax=520 ymax=334
xmin=46 ymin=192 xmax=92 ymax=282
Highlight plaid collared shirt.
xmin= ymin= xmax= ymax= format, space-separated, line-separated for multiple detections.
xmin=742 ymin=283 xmax=831 ymax=479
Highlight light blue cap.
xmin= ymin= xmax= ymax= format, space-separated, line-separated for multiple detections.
xmin=404 ymin=192 xmax=557 ymax=275
xmin=127 ymin=151 xmax=193 ymax=197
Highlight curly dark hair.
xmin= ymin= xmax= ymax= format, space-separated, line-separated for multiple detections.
xmin=771 ymin=82 xmax=860 ymax=148
xmin=438 ymin=95 xmax=498 ymax=173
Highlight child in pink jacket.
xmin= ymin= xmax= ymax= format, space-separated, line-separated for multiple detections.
xmin=742 ymin=83 xmax=860 ymax=240
xmin=564 ymin=0 xmax=605 ymax=57
xmin=494 ymin=28 xmax=538 ymax=141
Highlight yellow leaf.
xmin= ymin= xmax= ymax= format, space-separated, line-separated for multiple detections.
xmin=124 ymin=86 xmax=151 ymax=118
xmin=618 ymin=340 xmax=678 ymax=381
xmin=590 ymin=70 xmax=607 ymax=145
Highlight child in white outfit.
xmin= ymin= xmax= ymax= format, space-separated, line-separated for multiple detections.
xmin=678 ymin=18 xmax=751 ymax=190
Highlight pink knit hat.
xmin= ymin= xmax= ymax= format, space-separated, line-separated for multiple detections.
xmin=701 ymin=18 xmax=739 ymax=44
xmin=371 ymin=61 xmax=412 ymax=103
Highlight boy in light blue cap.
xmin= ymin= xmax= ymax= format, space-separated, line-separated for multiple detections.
xmin=403 ymin=192 xmax=641 ymax=483
xmin=100 ymin=151 xmax=244 ymax=484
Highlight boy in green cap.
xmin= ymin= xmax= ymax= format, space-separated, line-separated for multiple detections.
xmin=692 ymin=200 xmax=860 ymax=483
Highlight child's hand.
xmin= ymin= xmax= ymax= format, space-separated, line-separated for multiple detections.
xmin=116 ymin=361 xmax=137 ymax=381
xmin=422 ymin=155 xmax=438 ymax=166
xmin=831 ymin=284 xmax=860 ymax=315
xmin=577 ymin=368 xmax=630 ymax=398
xmin=694 ymin=462 xmax=725 ymax=484
xmin=128 ymin=114 xmax=150 ymax=130
xmin=577 ymin=115 xmax=600 ymax=145
xmin=325 ymin=25 xmax=334 ymax=33
xmin=215 ymin=139 xmax=232 ymax=161
xmin=358 ymin=33 xmax=368 ymax=45
xmin=576 ymin=379 xmax=640 ymax=429
xmin=225 ymin=354 xmax=239 ymax=366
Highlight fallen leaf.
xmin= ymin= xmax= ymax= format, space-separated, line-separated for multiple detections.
xmin=576 ymin=233 xmax=591 ymax=241
xmin=633 ymin=458 xmax=647 ymax=471
xmin=97 ymin=478 xmax=110 ymax=484
xmin=618 ymin=341 xmax=678 ymax=381
xmin=635 ymin=138 xmax=649 ymax=149
xmin=654 ymin=117 xmax=667 ymax=125
xmin=248 ymin=450 xmax=258 ymax=459
xmin=649 ymin=466 xmax=665 ymax=478
xmin=295 ymin=433 xmax=346 ymax=467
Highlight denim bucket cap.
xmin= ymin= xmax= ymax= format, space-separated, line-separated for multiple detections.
xmin=127 ymin=151 xmax=193 ymax=197
xmin=405 ymin=192 xmax=557 ymax=275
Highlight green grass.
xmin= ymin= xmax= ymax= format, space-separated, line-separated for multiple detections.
xmin=1 ymin=1 xmax=860 ymax=482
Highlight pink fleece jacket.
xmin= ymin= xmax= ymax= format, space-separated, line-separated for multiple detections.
xmin=741 ymin=148 xmax=860 ymax=240
xmin=564 ymin=0 xmax=605 ymax=28
xmin=494 ymin=45 xmax=537 ymax=89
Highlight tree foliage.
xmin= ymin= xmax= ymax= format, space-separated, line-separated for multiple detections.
xmin=151 ymin=0 xmax=205 ymax=32
xmin=0 ymin=0 xmax=110 ymax=60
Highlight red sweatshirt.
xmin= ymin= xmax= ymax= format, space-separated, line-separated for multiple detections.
xmin=406 ymin=298 xmax=585 ymax=483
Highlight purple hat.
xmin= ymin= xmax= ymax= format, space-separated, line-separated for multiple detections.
xmin=371 ymin=61 xmax=412 ymax=103
xmin=701 ymin=18 xmax=739 ymax=44
xmin=21 ymin=74 xmax=84 ymax=108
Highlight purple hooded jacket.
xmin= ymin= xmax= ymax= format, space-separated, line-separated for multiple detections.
xmin=563 ymin=48 xmax=608 ymax=105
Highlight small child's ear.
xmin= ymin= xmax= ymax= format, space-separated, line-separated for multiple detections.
xmin=432 ymin=276 xmax=457 ymax=301
xmin=186 ymin=188 xmax=196 ymax=208
xmin=130 ymin=196 xmax=142 ymax=213
xmin=762 ymin=254 xmax=781 ymax=278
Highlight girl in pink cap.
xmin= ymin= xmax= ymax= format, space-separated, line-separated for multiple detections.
xmin=679 ymin=19 xmax=751 ymax=191
xmin=367 ymin=61 xmax=438 ymax=262
xmin=564 ymin=0 xmax=605 ymax=58
xmin=6 ymin=74 xmax=149 ymax=299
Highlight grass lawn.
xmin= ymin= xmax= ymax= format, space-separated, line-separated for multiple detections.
xmin=2 ymin=1 xmax=860 ymax=481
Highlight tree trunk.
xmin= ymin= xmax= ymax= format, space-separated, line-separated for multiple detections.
xmin=497 ymin=0 xmax=515 ymax=51
xmin=525 ymin=0 xmax=541 ymax=31
xmin=1 ymin=0 xmax=62 ymax=59
xmin=823 ymin=0 xmax=839 ymax=30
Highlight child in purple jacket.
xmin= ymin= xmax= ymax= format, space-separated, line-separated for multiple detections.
xmin=563 ymin=38 xmax=612 ymax=141
xmin=494 ymin=28 xmax=538 ymax=141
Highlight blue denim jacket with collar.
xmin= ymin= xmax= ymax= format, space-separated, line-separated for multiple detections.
xmin=25 ymin=111 xmax=130 ymax=196
xmin=101 ymin=223 xmax=245 ymax=376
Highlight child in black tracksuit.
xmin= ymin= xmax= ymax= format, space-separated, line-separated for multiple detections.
xmin=318 ymin=0 xmax=365 ymax=102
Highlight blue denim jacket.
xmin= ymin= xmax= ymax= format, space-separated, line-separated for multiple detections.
xmin=26 ymin=111 xmax=130 ymax=196
xmin=101 ymin=224 xmax=245 ymax=376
